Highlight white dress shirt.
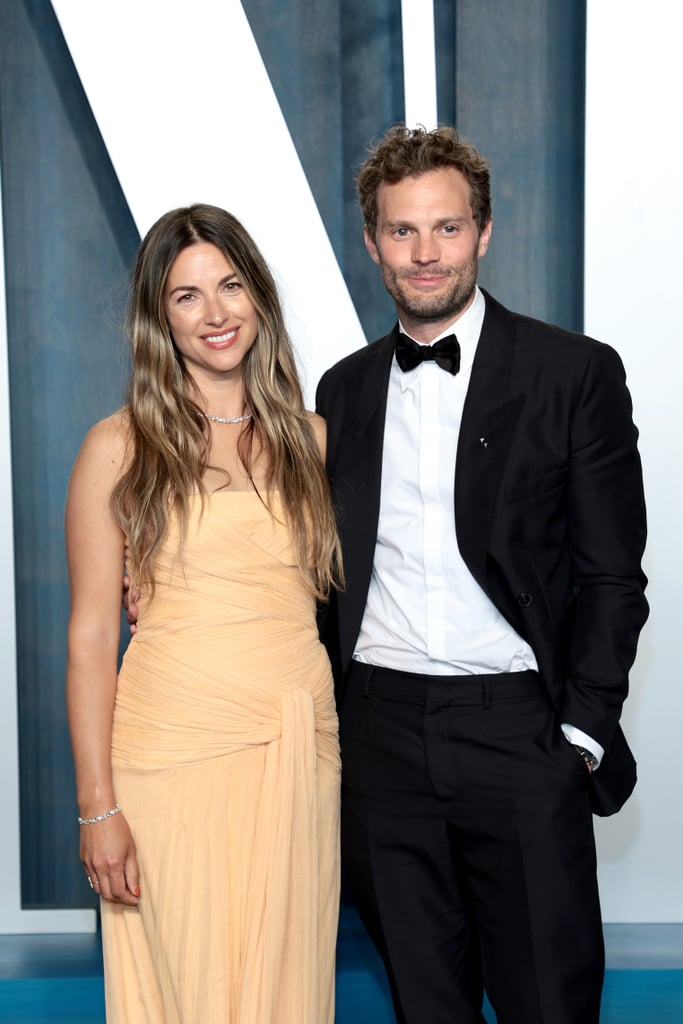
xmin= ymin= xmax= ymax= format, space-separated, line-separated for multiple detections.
xmin=354 ymin=287 xmax=603 ymax=763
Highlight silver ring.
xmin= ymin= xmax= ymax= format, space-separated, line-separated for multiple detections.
xmin=87 ymin=876 xmax=95 ymax=890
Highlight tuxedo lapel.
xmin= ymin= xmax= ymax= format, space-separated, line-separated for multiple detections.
xmin=343 ymin=330 xmax=396 ymax=441
xmin=455 ymin=292 xmax=525 ymax=592
xmin=330 ymin=331 xmax=395 ymax=668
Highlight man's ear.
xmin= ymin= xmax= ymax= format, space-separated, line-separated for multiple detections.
xmin=478 ymin=218 xmax=493 ymax=259
xmin=364 ymin=226 xmax=381 ymax=265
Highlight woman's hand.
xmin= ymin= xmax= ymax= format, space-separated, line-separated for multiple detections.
xmin=122 ymin=574 xmax=141 ymax=636
xmin=80 ymin=812 xmax=141 ymax=906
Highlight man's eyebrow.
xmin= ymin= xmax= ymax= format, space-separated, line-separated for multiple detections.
xmin=434 ymin=214 xmax=469 ymax=226
xmin=383 ymin=214 xmax=470 ymax=229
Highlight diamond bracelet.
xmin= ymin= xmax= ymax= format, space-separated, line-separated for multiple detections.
xmin=78 ymin=803 xmax=122 ymax=826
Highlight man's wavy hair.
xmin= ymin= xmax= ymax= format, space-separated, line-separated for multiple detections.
xmin=110 ymin=204 xmax=342 ymax=600
xmin=357 ymin=124 xmax=492 ymax=241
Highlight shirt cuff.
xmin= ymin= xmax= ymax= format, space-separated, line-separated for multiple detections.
xmin=561 ymin=724 xmax=605 ymax=769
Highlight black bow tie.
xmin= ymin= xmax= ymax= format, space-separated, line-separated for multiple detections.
xmin=395 ymin=333 xmax=461 ymax=375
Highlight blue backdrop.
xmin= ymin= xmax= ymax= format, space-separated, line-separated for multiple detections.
xmin=0 ymin=0 xmax=585 ymax=909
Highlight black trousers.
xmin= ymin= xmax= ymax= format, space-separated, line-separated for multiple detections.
xmin=339 ymin=661 xmax=604 ymax=1024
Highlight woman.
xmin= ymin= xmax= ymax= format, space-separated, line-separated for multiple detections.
xmin=66 ymin=205 xmax=342 ymax=1023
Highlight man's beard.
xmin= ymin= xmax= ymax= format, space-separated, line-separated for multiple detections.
xmin=380 ymin=254 xmax=479 ymax=325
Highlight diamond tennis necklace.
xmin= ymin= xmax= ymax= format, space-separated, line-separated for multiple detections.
xmin=204 ymin=412 xmax=253 ymax=424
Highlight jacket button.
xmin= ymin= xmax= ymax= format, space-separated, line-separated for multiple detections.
xmin=517 ymin=592 xmax=533 ymax=607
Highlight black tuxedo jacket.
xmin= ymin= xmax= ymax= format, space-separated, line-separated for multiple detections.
xmin=316 ymin=290 xmax=648 ymax=816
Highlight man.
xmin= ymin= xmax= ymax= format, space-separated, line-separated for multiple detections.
xmin=316 ymin=125 xmax=648 ymax=1024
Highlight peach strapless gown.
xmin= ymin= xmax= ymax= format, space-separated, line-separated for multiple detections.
xmin=101 ymin=494 xmax=340 ymax=1023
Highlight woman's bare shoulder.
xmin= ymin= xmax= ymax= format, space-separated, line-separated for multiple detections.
xmin=73 ymin=409 xmax=132 ymax=484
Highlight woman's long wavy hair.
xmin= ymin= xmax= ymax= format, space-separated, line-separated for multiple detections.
xmin=110 ymin=204 xmax=342 ymax=600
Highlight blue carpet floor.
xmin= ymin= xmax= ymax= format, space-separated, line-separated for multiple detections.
xmin=0 ymin=911 xmax=681 ymax=1022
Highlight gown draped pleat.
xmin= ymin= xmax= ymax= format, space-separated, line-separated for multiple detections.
xmin=101 ymin=493 xmax=341 ymax=1023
